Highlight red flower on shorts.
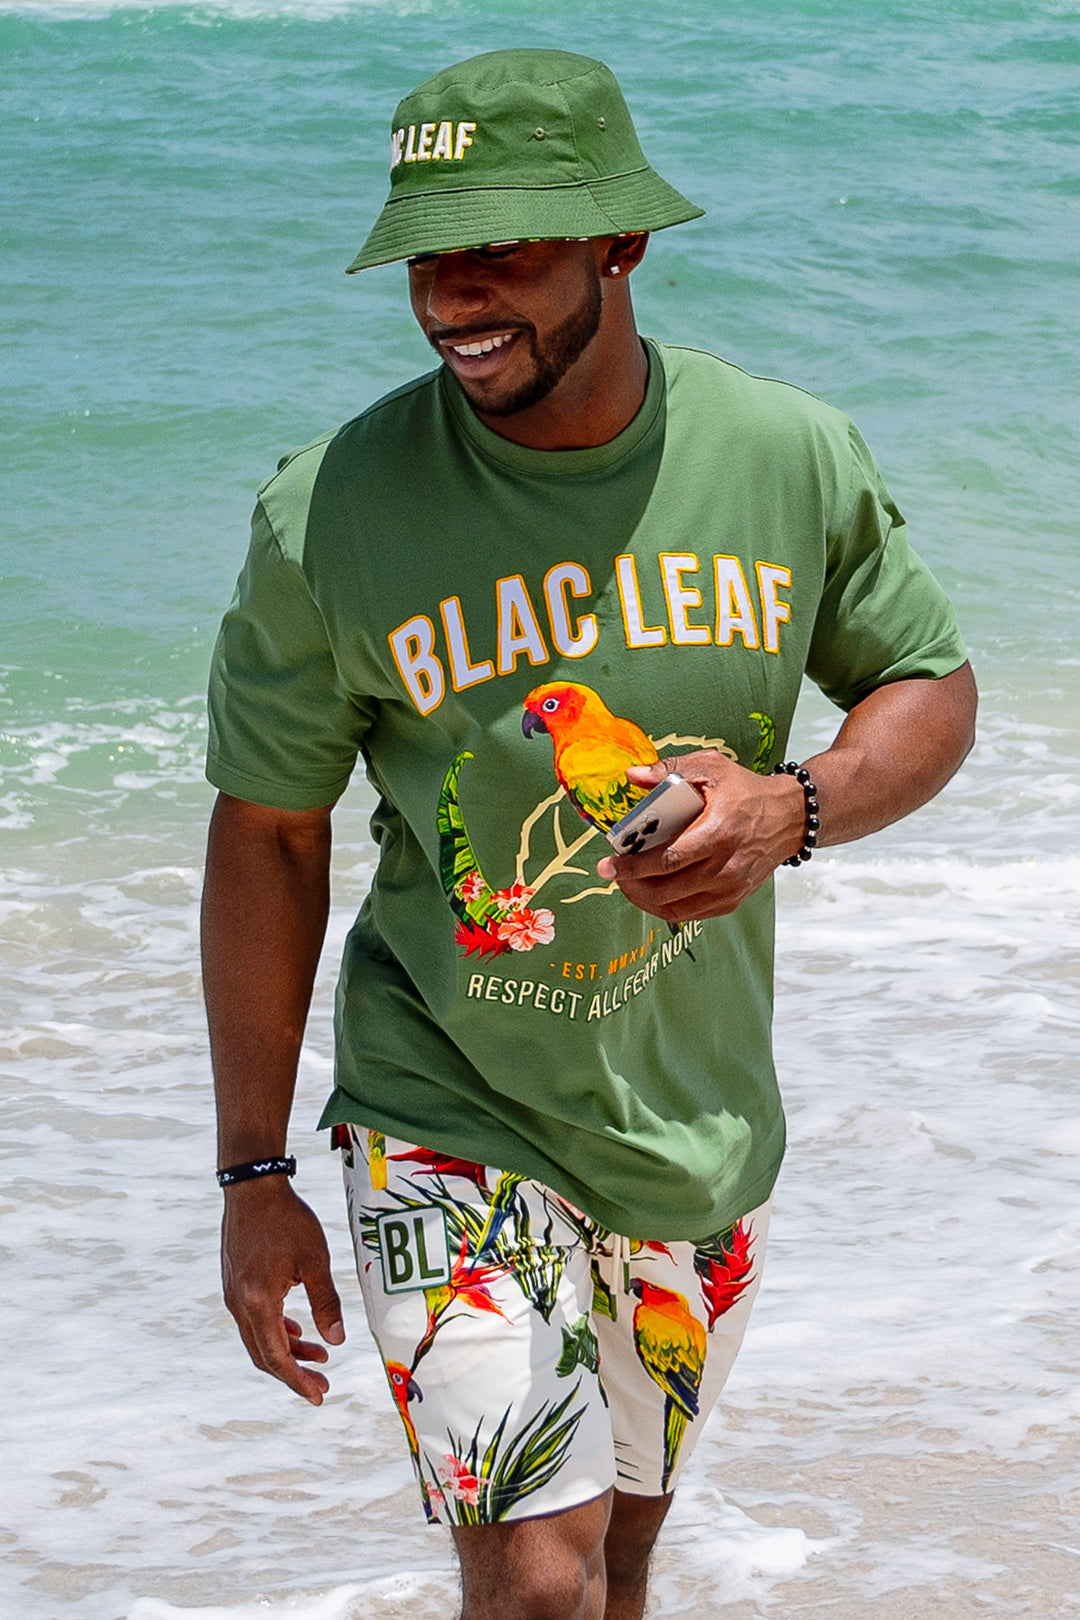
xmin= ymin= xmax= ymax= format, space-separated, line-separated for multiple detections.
xmin=386 ymin=1146 xmax=490 ymax=1192
xmin=693 ymin=1219 xmax=755 ymax=1330
xmin=438 ymin=1452 xmax=481 ymax=1505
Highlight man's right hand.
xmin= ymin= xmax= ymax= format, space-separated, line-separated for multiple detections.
xmin=220 ymin=1175 xmax=345 ymax=1405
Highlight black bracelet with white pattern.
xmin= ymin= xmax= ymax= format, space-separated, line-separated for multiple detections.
xmin=772 ymin=762 xmax=820 ymax=866
xmin=216 ymin=1155 xmax=297 ymax=1188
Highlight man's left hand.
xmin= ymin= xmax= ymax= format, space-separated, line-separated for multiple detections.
xmin=596 ymin=752 xmax=804 ymax=923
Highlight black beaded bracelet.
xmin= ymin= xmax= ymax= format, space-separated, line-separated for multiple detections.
xmin=771 ymin=762 xmax=820 ymax=866
xmin=216 ymin=1155 xmax=297 ymax=1189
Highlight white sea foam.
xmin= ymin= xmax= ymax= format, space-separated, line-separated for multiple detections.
xmin=0 ymin=698 xmax=209 ymax=840
xmin=127 ymin=1578 xmax=428 ymax=1619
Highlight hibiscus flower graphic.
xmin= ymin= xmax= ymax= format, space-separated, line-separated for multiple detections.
xmin=497 ymin=906 xmax=556 ymax=951
xmin=456 ymin=870 xmax=488 ymax=904
xmin=492 ymin=880 xmax=535 ymax=911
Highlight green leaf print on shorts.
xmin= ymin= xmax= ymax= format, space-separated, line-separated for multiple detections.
xmin=422 ymin=1382 xmax=587 ymax=1525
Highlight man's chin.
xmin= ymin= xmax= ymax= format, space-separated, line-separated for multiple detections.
xmin=470 ymin=383 xmax=552 ymax=419
xmin=454 ymin=367 xmax=555 ymax=419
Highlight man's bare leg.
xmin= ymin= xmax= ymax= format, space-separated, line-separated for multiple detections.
xmin=603 ymin=1490 xmax=673 ymax=1620
xmin=452 ymin=1490 xmax=613 ymax=1620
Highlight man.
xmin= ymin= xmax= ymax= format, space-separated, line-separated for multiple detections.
xmin=203 ymin=48 xmax=975 ymax=1620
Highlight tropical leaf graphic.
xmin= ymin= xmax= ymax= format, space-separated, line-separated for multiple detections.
xmin=542 ymin=1191 xmax=609 ymax=1249
xmin=497 ymin=1190 xmax=571 ymax=1321
xmin=474 ymin=1170 xmax=526 ymax=1258
xmin=437 ymin=751 xmax=499 ymax=926
xmin=512 ymin=1246 xmax=567 ymax=1324
xmin=749 ymin=711 xmax=776 ymax=774
xmin=556 ymin=1313 xmax=600 ymax=1377
xmin=438 ymin=751 xmax=555 ymax=956
xmin=427 ymin=1383 xmax=587 ymax=1524
xmin=590 ymin=1260 xmax=618 ymax=1322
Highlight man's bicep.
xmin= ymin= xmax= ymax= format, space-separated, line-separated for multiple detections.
xmin=841 ymin=661 xmax=977 ymax=766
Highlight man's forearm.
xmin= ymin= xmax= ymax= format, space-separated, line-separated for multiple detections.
xmin=803 ymin=661 xmax=977 ymax=849
xmin=202 ymin=793 xmax=333 ymax=1166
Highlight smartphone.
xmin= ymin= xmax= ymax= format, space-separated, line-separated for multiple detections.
xmin=605 ymin=773 xmax=705 ymax=857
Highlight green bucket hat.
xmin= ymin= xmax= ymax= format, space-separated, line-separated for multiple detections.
xmin=347 ymin=49 xmax=704 ymax=272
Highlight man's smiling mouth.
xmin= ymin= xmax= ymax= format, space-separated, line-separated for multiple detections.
xmin=448 ymin=332 xmax=515 ymax=357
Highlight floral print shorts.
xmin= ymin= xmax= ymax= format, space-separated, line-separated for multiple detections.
xmin=338 ymin=1125 xmax=769 ymax=1527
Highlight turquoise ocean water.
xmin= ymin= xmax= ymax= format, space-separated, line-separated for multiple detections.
xmin=3 ymin=4 xmax=1079 ymax=1617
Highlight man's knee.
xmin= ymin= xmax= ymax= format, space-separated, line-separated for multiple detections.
xmin=458 ymin=1538 xmax=595 ymax=1620
xmin=476 ymin=1553 xmax=590 ymax=1619
xmin=454 ymin=1492 xmax=611 ymax=1620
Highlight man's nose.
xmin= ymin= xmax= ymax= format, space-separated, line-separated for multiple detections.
xmin=422 ymin=252 xmax=492 ymax=324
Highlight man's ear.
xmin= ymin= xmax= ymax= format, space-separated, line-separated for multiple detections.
xmin=603 ymin=233 xmax=650 ymax=279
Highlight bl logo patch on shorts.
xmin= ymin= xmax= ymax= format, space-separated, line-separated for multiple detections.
xmin=340 ymin=1126 xmax=769 ymax=1527
xmin=376 ymin=1208 xmax=452 ymax=1293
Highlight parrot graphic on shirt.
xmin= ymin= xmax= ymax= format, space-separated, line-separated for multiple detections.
xmin=628 ymin=1277 xmax=707 ymax=1491
xmin=521 ymin=682 xmax=660 ymax=831
xmin=522 ymin=682 xmax=698 ymax=957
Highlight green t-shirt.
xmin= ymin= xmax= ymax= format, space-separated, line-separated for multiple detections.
xmin=207 ymin=340 xmax=966 ymax=1240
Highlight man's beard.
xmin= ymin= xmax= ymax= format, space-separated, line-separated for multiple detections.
xmin=442 ymin=269 xmax=603 ymax=418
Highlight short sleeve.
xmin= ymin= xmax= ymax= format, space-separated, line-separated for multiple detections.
xmin=805 ymin=423 xmax=967 ymax=711
xmin=206 ymin=500 xmax=374 ymax=810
